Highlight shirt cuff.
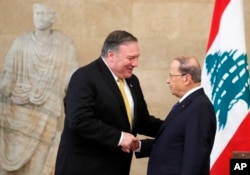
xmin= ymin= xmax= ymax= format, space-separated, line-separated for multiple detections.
xmin=118 ymin=131 xmax=123 ymax=146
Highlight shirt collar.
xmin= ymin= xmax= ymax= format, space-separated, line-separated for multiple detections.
xmin=101 ymin=57 xmax=119 ymax=81
xmin=179 ymin=85 xmax=202 ymax=103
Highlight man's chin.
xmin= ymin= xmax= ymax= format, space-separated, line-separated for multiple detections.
xmin=124 ymin=72 xmax=133 ymax=78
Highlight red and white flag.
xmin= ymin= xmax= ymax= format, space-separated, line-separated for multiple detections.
xmin=201 ymin=0 xmax=250 ymax=174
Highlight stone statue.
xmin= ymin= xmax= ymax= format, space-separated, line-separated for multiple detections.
xmin=0 ymin=3 xmax=79 ymax=175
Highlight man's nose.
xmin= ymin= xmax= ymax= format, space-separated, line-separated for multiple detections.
xmin=132 ymin=58 xmax=138 ymax=67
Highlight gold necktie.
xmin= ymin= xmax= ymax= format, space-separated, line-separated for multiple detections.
xmin=117 ymin=79 xmax=132 ymax=128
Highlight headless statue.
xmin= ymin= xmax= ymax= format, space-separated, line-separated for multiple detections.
xmin=0 ymin=3 xmax=79 ymax=175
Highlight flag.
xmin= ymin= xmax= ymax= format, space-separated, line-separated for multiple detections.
xmin=201 ymin=0 xmax=250 ymax=174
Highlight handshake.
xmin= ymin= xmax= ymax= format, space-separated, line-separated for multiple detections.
xmin=120 ymin=132 xmax=140 ymax=153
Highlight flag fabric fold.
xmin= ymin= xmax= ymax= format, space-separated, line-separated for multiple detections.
xmin=201 ymin=0 xmax=250 ymax=174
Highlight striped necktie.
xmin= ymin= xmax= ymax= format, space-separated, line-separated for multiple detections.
xmin=117 ymin=79 xmax=132 ymax=128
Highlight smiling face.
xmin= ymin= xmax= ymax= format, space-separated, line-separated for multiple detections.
xmin=108 ymin=41 xmax=140 ymax=79
xmin=33 ymin=4 xmax=55 ymax=31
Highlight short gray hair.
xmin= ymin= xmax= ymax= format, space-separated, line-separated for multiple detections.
xmin=174 ymin=56 xmax=201 ymax=83
xmin=101 ymin=30 xmax=138 ymax=57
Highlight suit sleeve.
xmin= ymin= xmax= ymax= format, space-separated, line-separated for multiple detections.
xmin=64 ymin=68 xmax=121 ymax=149
xmin=135 ymin=139 xmax=155 ymax=158
xmin=129 ymin=75 xmax=163 ymax=137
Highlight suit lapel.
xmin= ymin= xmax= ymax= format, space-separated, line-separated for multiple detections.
xmin=156 ymin=101 xmax=189 ymax=137
xmin=96 ymin=58 xmax=132 ymax=127
xmin=156 ymin=88 xmax=205 ymax=137
xmin=96 ymin=58 xmax=125 ymax=107
xmin=125 ymin=79 xmax=137 ymax=129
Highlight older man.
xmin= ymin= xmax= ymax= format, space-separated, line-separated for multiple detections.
xmin=136 ymin=56 xmax=217 ymax=175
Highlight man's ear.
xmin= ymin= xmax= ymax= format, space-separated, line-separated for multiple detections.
xmin=107 ymin=50 xmax=116 ymax=62
xmin=183 ymin=74 xmax=192 ymax=85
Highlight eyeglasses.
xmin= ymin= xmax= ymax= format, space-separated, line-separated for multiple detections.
xmin=168 ymin=73 xmax=186 ymax=78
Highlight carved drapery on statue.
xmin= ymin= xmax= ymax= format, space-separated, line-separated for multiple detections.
xmin=0 ymin=30 xmax=78 ymax=175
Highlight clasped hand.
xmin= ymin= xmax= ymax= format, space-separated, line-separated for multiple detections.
xmin=120 ymin=132 xmax=140 ymax=153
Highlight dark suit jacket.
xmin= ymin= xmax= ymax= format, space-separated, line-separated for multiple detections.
xmin=55 ymin=57 xmax=163 ymax=175
xmin=136 ymin=88 xmax=217 ymax=175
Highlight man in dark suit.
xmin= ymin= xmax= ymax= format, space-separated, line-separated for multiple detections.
xmin=136 ymin=56 xmax=217 ymax=175
xmin=55 ymin=30 xmax=163 ymax=175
